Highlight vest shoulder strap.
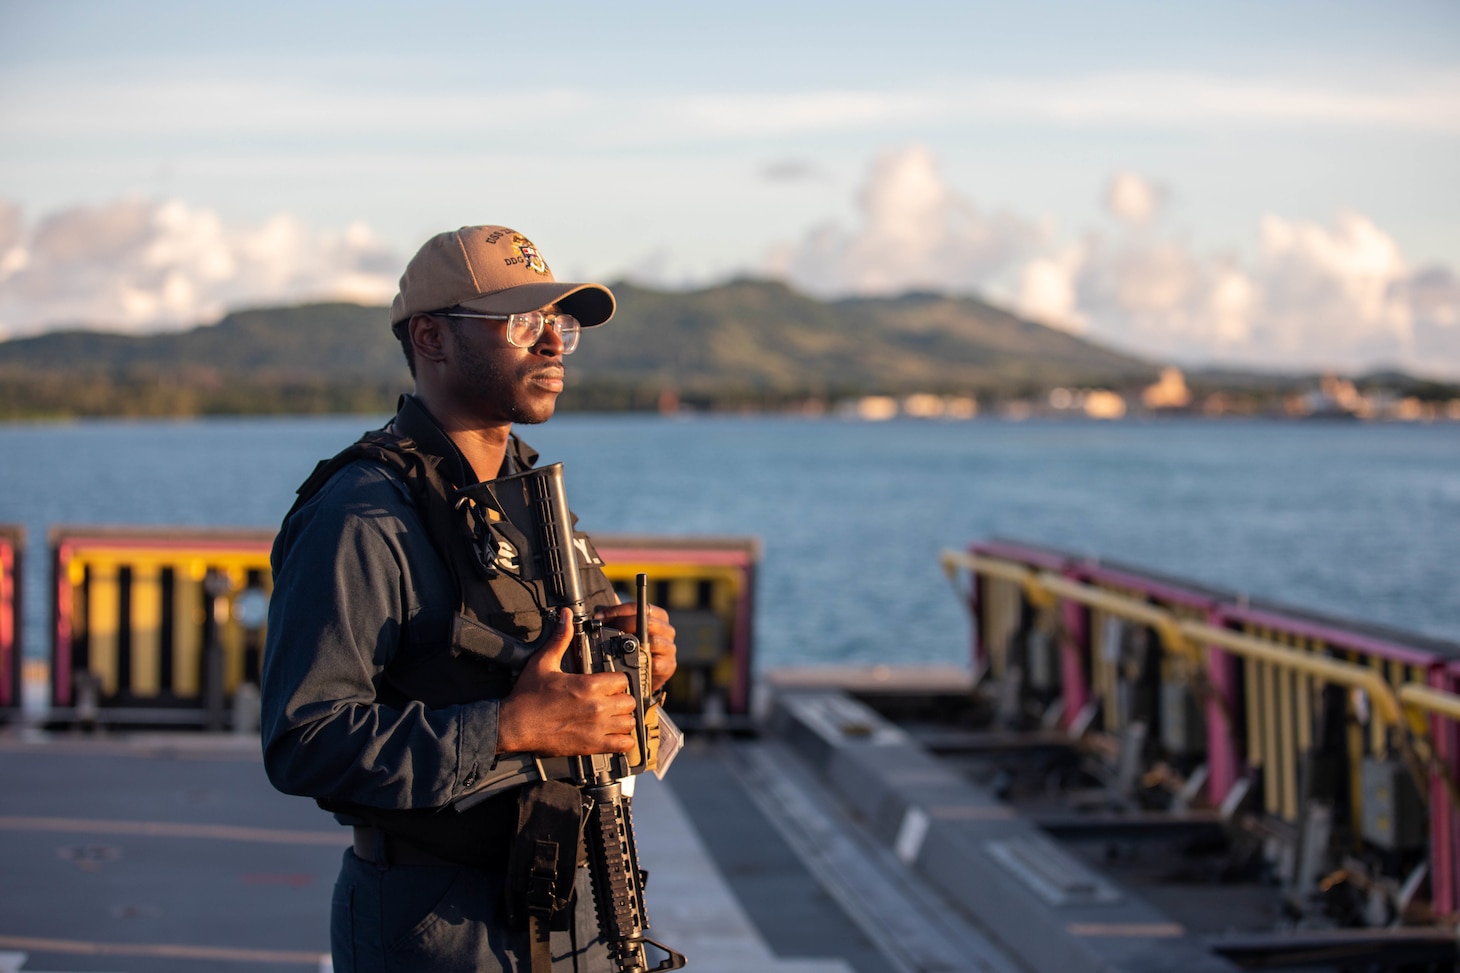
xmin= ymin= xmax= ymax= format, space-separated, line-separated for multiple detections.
xmin=286 ymin=429 xmax=478 ymax=614
xmin=286 ymin=429 xmax=440 ymax=518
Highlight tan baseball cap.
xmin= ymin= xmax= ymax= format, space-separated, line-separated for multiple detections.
xmin=389 ymin=225 xmax=615 ymax=329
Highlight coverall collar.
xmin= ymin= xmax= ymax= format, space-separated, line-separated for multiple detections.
xmin=389 ymin=393 xmax=540 ymax=486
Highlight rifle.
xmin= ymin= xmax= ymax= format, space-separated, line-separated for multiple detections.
xmin=456 ymin=462 xmax=686 ymax=973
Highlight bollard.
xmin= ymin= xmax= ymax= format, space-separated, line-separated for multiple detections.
xmin=203 ymin=569 xmax=232 ymax=732
xmin=231 ymin=681 xmax=261 ymax=734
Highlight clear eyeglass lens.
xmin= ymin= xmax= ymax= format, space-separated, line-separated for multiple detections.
xmin=556 ymin=315 xmax=581 ymax=354
xmin=504 ymin=313 xmax=540 ymax=347
xmin=506 ymin=311 xmax=581 ymax=354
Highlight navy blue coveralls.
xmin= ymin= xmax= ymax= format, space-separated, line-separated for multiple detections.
xmin=260 ymin=395 xmax=617 ymax=972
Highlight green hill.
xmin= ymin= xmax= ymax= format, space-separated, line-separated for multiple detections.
xmin=0 ymin=280 xmax=1159 ymax=417
xmin=579 ymin=281 xmax=1153 ymax=399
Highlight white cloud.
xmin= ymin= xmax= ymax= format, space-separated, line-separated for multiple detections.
xmin=1016 ymin=248 xmax=1086 ymax=334
xmin=765 ymin=145 xmax=1045 ymax=297
xmin=767 ymin=146 xmax=1460 ymax=377
xmin=0 ymin=197 xmax=399 ymax=338
xmin=761 ymin=159 xmax=833 ymax=183
xmin=1062 ymin=211 xmax=1452 ymax=374
xmin=0 ymin=76 xmax=595 ymax=139
xmin=1403 ymin=267 xmax=1460 ymax=330
xmin=0 ymin=199 xmax=24 ymax=253
xmin=4 ymin=166 xmax=1457 ymax=378
xmin=7 ymin=70 xmax=1456 ymax=150
xmin=1251 ymin=211 xmax=1413 ymax=365
xmin=969 ymin=73 xmax=1460 ymax=133
xmin=1105 ymin=172 xmax=1164 ymax=226
xmin=1400 ymin=267 xmax=1460 ymax=366
xmin=664 ymin=91 xmax=937 ymax=139
xmin=1069 ymin=239 xmax=1260 ymax=357
xmin=1207 ymin=267 xmax=1260 ymax=348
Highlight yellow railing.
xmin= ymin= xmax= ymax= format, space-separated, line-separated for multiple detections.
xmin=46 ymin=527 xmax=759 ymax=726
xmin=1401 ymin=683 xmax=1460 ymax=724
xmin=1178 ymin=620 xmax=1403 ymax=728
xmin=594 ymin=535 xmax=759 ymax=720
xmin=52 ymin=528 xmax=275 ymax=712
xmin=942 ymin=549 xmax=1418 ymax=733
xmin=941 ymin=547 xmax=1460 ymax=826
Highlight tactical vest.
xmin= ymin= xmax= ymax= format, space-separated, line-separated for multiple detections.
xmin=285 ymin=395 xmax=615 ymax=865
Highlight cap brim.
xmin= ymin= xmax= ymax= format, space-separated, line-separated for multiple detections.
xmin=455 ymin=282 xmax=616 ymax=327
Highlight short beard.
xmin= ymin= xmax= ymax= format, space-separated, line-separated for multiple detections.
xmin=449 ymin=319 xmax=557 ymax=425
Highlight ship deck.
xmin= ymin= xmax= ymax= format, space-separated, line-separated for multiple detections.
xmin=3 ymin=668 xmax=1454 ymax=973
xmin=0 ymin=717 xmax=1018 ymax=973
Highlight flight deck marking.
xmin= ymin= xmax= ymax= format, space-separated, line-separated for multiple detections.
xmin=1067 ymin=922 xmax=1186 ymax=937
xmin=729 ymin=742 xmax=1025 ymax=973
xmin=0 ymin=816 xmax=341 ymax=845
xmin=241 ymin=873 xmax=315 ymax=887
xmin=0 ymin=738 xmax=263 ymax=761
xmin=929 ymin=805 xmax=1016 ymax=820
xmin=0 ymin=935 xmax=323 ymax=965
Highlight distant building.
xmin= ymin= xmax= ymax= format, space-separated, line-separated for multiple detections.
xmin=841 ymin=393 xmax=980 ymax=420
xmin=849 ymin=395 xmax=899 ymax=421
xmin=1142 ymin=367 xmax=1192 ymax=410
xmin=1083 ymin=389 xmax=1127 ymax=419
xmin=900 ymin=394 xmax=979 ymax=419
xmin=1048 ymin=385 xmax=1126 ymax=419
xmin=1289 ymin=373 xmax=1364 ymax=418
xmin=902 ymin=393 xmax=946 ymax=418
xmin=944 ymin=396 xmax=979 ymax=419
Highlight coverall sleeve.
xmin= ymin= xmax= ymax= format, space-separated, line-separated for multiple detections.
xmin=259 ymin=464 xmax=498 ymax=811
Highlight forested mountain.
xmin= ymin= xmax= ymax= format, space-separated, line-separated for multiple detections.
xmin=0 ymin=279 xmax=1159 ymax=417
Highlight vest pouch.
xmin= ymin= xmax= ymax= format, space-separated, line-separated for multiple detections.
xmin=506 ymin=780 xmax=586 ymax=930
xmin=452 ymin=612 xmax=538 ymax=670
xmin=477 ymin=604 xmax=541 ymax=642
xmin=380 ymin=608 xmax=518 ymax=706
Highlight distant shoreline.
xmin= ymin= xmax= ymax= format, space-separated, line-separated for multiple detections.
xmin=1 ymin=405 xmax=1457 ymax=426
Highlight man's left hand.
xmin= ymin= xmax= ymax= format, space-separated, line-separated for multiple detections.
xmin=595 ymin=602 xmax=677 ymax=693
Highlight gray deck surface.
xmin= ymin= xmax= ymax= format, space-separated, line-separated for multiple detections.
xmin=0 ymin=729 xmax=1017 ymax=973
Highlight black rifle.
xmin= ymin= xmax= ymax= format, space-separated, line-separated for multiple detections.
xmin=460 ymin=462 xmax=686 ymax=973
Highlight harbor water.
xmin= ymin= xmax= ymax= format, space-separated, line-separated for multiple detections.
xmin=1 ymin=414 xmax=1457 ymax=671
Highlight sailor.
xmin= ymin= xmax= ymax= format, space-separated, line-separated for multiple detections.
xmin=259 ymin=225 xmax=677 ymax=971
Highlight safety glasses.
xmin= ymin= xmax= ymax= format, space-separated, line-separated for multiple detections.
xmin=437 ymin=308 xmax=581 ymax=354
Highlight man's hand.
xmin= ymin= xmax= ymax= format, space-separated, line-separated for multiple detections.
xmin=594 ymin=602 xmax=678 ymax=693
xmin=497 ymin=612 xmax=637 ymax=756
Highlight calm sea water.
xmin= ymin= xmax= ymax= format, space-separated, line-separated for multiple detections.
xmin=1 ymin=415 xmax=1457 ymax=669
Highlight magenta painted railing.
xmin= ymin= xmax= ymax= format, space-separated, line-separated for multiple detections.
xmin=953 ymin=537 xmax=1460 ymax=922
xmin=0 ymin=525 xmax=22 ymax=712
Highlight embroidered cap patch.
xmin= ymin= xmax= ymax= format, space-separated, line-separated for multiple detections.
xmin=511 ymin=234 xmax=548 ymax=275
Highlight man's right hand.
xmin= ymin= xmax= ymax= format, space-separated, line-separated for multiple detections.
xmin=496 ymin=611 xmax=637 ymax=756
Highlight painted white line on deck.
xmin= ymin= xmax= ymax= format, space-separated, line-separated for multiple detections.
xmin=0 ymin=937 xmax=323 ymax=966
xmin=0 ymin=736 xmax=264 ymax=761
xmin=0 ymin=816 xmax=342 ymax=846
xmin=632 ymin=774 xmax=855 ymax=973
xmin=730 ymin=742 xmax=1025 ymax=973
xmin=0 ymin=948 xmax=124 ymax=973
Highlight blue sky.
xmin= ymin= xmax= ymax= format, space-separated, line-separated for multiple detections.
xmin=1 ymin=0 xmax=1457 ymax=375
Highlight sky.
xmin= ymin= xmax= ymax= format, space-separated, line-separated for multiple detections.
xmin=1 ymin=0 xmax=1458 ymax=376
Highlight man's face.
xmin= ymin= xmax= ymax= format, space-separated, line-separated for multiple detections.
xmin=443 ymin=306 xmax=566 ymax=426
